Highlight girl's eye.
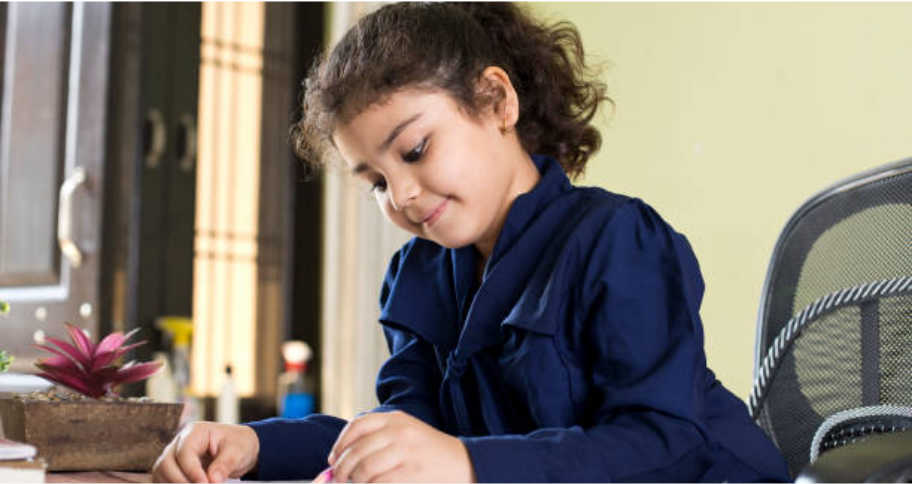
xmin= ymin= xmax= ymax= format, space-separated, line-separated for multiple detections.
xmin=371 ymin=178 xmax=388 ymax=194
xmin=402 ymin=138 xmax=427 ymax=163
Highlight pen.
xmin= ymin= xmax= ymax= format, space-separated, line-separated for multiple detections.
xmin=313 ymin=466 xmax=334 ymax=483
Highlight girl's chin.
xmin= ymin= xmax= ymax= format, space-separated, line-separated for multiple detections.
xmin=435 ymin=240 xmax=472 ymax=250
xmin=425 ymin=236 xmax=466 ymax=249
xmin=424 ymin=229 xmax=477 ymax=250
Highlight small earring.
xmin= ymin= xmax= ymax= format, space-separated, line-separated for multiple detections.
xmin=500 ymin=118 xmax=509 ymax=135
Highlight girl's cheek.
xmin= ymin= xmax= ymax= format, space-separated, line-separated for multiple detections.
xmin=379 ymin=198 xmax=395 ymax=217
xmin=386 ymin=210 xmax=416 ymax=233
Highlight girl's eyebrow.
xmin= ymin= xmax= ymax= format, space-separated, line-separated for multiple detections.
xmin=352 ymin=163 xmax=370 ymax=175
xmin=351 ymin=112 xmax=424 ymax=175
xmin=377 ymin=113 xmax=423 ymax=154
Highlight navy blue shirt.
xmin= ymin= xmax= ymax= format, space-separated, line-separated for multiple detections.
xmin=247 ymin=154 xmax=789 ymax=482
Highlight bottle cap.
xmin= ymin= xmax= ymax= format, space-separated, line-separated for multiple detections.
xmin=157 ymin=316 xmax=194 ymax=347
xmin=282 ymin=341 xmax=312 ymax=365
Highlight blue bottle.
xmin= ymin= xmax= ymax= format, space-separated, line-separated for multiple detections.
xmin=277 ymin=341 xmax=315 ymax=418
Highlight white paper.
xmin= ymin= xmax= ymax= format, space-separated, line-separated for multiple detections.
xmin=0 ymin=438 xmax=37 ymax=460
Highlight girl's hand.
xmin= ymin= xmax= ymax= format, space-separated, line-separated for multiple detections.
xmin=328 ymin=410 xmax=476 ymax=483
xmin=152 ymin=422 xmax=260 ymax=483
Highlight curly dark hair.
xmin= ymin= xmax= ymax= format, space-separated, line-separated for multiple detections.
xmin=292 ymin=2 xmax=612 ymax=180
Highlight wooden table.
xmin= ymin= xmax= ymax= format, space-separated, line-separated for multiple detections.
xmin=47 ymin=471 xmax=151 ymax=483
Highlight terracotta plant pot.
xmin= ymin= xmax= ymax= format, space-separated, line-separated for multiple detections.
xmin=0 ymin=398 xmax=182 ymax=471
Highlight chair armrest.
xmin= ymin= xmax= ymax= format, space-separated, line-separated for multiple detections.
xmin=797 ymin=431 xmax=912 ymax=483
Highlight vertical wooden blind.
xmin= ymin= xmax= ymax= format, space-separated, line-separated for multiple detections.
xmin=193 ymin=2 xmax=264 ymax=397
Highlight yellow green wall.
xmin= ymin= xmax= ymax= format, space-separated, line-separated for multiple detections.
xmin=531 ymin=2 xmax=912 ymax=399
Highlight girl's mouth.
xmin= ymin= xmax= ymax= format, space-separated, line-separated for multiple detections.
xmin=422 ymin=198 xmax=449 ymax=226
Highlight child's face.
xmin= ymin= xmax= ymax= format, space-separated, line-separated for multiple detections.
xmin=333 ymin=89 xmax=523 ymax=253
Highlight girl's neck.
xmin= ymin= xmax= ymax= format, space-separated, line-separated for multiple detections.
xmin=475 ymin=251 xmax=487 ymax=287
xmin=473 ymin=151 xmax=541 ymax=266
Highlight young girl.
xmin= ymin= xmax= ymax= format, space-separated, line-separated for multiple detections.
xmin=153 ymin=3 xmax=789 ymax=482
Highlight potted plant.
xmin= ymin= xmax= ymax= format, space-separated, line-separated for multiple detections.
xmin=0 ymin=351 xmax=11 ymax=372
xmin=0 ymin=301 xmax=11 ymax=372
xmin=0 ymin=322 xmax=183 ymax=471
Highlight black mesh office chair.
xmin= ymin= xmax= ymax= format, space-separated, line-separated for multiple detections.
xmin=749 ymin=157 xmax=912 ymax=481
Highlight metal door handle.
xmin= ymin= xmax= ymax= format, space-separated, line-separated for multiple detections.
xmin=144 ymin=109 xmax=166 ymax=169
xmin=177 ymin=114 xmax=197 ymax=172
xmin=57 ymin=166 xmax=87 ymax=267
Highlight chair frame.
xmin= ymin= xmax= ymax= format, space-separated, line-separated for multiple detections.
xmin=753 ymin=157 xmax=912 ymax=384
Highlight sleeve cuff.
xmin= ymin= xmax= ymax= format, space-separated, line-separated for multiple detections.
xmin=243 ymin=414 xmax=346 ymax=480
xmin=460 ymin=435 xmax=548 ymax=483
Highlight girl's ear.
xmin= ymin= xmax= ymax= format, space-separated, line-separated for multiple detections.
xmin=477 ymin=66 xmax=519 ymax=133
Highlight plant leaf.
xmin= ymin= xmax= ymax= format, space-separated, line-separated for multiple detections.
xmin=33 ymin=341 xmax=88 ymax=371
xmin=36 ymin=355 xmax=82 ymax=375
xmin=64 ymin=322 xmax=95 ymax=359
xmin=84 ymin=366 xmax=121 ymax=397
xmin=95 ymin=327 xmax=140 ymax=355
xmin=0 ymin=350 xmax=12 ymax=372
xmin=40 ymin=336 xmax=92 ymax=369
xmin=94 ymin=331 xmax=126 ymax=355
xmin=110 ymin=360 xmax=164 ymax=386
xmin=36 ymin=356 xmax=89 ymax=392
xmin=91 ymin=340 xmax=146 ymax=372
xmin=36 ymin=371 xmax=102 ymax=398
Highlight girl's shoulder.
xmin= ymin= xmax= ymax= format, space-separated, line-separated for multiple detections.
xmin=563 ymin=184 xmax=704 ymax=306
xmin=565 ymin=184 xmax=636 ymax=219
xmin=560 ymin=184 xmax=677 ymax=245
xmin=558 ymin=185 xmax=699 ymax=285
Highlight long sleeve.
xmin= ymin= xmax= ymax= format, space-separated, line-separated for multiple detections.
xmin=460 ymin=200 xmax=761 ymax=482
xmin=245 ymin=414 xmax=347 ymax=480
xmin=373 ymin=325 xmax=445 ymax=427
xmin=245 ymin=244 xmax=450 ymax=480
xmin=245 ymin=326 xmax=443 ymax=480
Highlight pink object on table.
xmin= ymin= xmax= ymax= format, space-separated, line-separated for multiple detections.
xmin=313 ymin=467 xmax=334 ymax=483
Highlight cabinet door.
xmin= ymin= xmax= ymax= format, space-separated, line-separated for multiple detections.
xmin=0 ymin=3 xmax=111 ymax=367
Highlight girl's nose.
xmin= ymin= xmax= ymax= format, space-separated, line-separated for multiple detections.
xmin=389 ymin=177 xmax=420 ymax=212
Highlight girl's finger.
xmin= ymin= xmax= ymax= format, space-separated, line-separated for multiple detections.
xmin=174 ymin=428 xmax=211 ymax=483
xmin=368 ymin=464 xmax=407 ymax=484
xmin=206 ymin=443 xmax=245 ymax=483
xmin=331 ymin=428 xmax=395 ymax=484
xmin=329 ymin=413 xmax=389 ymax=466
xmin=350 ymin=443 xmax=404 ymax=484
xmin=175 ymin=444 xmax=209 ymax=483
xmin=153 ymin=451 xmax=192 ymax=483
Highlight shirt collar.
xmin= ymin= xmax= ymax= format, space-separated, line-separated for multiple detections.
xmin=379 ymin=154 xmax=571 ymax=348
xmin=484 ymin=154 xmax=571 ymax=271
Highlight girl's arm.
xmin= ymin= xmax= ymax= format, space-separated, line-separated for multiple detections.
xmin=372 ymin=325 xmax=445 ymax=427
xmin=243 ymin=322 xmax=443 ymax=481
xmin=244 ymin=413 xmax=348 ymax=480
xmin=244 ymin=246 xmax=446 ymax=481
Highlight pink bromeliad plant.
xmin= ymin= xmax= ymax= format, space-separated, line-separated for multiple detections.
xmin=33 ymin=322 xmax=162 ymax=398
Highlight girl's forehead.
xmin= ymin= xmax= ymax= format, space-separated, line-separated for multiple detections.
xmin=365 ymin=89 xmax=457 ymax=117
xmin=338 ymin=90 xmax=461 ymax=136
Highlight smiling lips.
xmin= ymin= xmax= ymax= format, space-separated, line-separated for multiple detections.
xmin=420 ymin=198 xmax=449 ymax=226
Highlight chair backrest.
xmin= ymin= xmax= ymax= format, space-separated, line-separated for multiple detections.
xmin=750 ymin=158 xmax=912 ymax=477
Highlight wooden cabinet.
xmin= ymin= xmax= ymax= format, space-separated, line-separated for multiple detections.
xmin=0 ymin=3 xmax=111 ymax=367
